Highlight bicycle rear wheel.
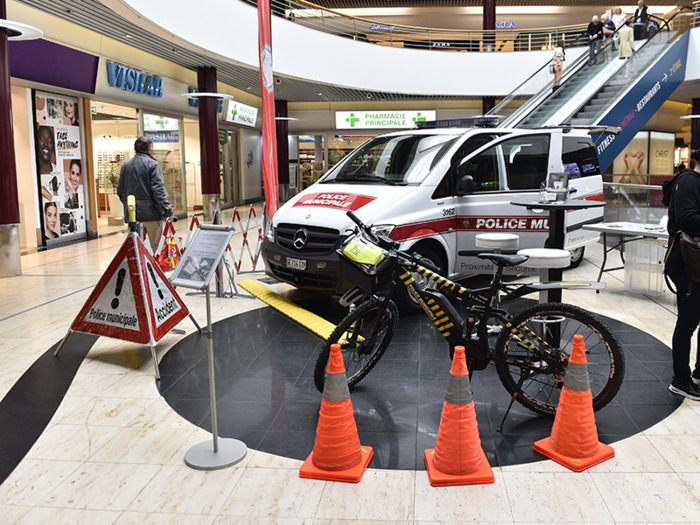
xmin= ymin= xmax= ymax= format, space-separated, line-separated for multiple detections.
xmin=313 ymin=297 xmax=399 ymax=392
xmin=494 ymin=302 xmax=625 ymax=417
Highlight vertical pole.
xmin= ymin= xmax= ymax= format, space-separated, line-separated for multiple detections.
xmin=197 ymin=66 xmax=220 ymax=223
xmin=482 ymin=0 xmax=496 ymax=116
xmin=0 ymin=0 xmax=22 ymax=277
xmin=206 ymin=285 xmax=218 ymax=452
xmin=275 ymin=99 xmax=289 ymax=203
xmin=691 ymin=98 xmax=700 ymax=155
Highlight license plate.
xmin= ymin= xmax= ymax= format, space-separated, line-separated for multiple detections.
xmin=286 ymin=257 xmax=307 ymax=270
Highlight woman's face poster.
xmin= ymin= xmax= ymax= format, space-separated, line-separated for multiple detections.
xmin=34 ymin=91 xmax=86 ymax=243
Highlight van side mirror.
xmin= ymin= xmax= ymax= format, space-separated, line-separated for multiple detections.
xmin=455 ymin=175 xmax=475 ymax=196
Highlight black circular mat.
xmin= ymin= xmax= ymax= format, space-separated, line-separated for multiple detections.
xmin=158 ymin=290 xmax=681 ymax=470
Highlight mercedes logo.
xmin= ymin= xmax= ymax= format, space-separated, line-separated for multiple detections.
xmin=293 ymin=228 xmax=309 ymax=250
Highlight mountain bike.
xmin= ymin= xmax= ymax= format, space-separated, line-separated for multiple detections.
xmin=313 ymin=211 xmax=625 ymax=418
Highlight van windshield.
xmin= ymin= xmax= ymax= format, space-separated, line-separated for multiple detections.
xmin=322 ymin=134 xmax=459 ymax=185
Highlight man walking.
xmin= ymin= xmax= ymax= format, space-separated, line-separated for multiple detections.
xmin=117 ymin=136 xmax=174 ymax=253
xmin=664 ymin=149 xmax=700 ymax=401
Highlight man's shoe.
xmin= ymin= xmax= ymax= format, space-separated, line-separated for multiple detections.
xmin=692 ymin=369 xmax=700 ymax=386
xmin=669 ymin=377 xmax=700 ymax=401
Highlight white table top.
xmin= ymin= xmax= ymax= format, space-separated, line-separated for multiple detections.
xmin=582 ymin=222 xmax=669 ymax=240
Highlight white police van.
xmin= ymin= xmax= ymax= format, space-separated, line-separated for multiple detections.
xmin=262 ymin=119 xmax=607 ymax=311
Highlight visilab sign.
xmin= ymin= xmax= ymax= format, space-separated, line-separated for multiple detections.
xmin=335 ymin=110 xmax=436 ymax=129
xmin=106 ymin=61 xmax=163 ymax=98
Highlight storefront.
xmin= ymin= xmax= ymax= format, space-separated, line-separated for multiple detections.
xmin=218 ymin=99 xmax=261 ymax=208
xmin=8 ymin=38 xmax=211 ymax=250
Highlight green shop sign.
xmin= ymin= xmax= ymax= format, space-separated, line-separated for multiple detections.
xmin=335 ymin=110 xmax=436 ymax=129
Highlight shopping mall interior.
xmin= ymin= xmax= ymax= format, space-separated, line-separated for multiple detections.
xmin=1 ymin=0 xmax=700 ymax=523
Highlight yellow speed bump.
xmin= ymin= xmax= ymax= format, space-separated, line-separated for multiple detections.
xmin=239 ymin=279 xmax=338 ymax=341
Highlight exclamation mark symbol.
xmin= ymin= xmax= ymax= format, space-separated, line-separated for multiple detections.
xmin=147 ymin=263 xmax=164 ymax=300
xmin=111 ymin=268 xmax=126 ymax=309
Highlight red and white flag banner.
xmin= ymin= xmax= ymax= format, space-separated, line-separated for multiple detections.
xmin=257 ymin=0 xmax=280 ymax=217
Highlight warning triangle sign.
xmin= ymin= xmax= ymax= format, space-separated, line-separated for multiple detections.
xmin=71 ymin=233 xmax=189 ymax=345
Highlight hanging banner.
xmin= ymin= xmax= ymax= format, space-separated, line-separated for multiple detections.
xmin=593 ymin=32 xmax=689 ymax=172
xmin=257 ymin=0 xmax=280 ymax=217
xmin=34 ymin=91 xmax=87 ymax=245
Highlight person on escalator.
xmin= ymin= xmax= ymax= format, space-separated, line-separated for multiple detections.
xmin=586 ymin=15 xmax=604 ymax=65
xmin=551 ymin=39 xmax=565 ymax=89
xmin=618 ymin=19 xmax=636 ymax=79
xmin=633 ymin=0 xmax=650 ymax=38
xmin=601 ymin=14 xmax=616 ymax=61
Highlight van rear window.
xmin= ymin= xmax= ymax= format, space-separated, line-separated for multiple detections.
xmin=562 ymin=138 xmax=600 ymax=178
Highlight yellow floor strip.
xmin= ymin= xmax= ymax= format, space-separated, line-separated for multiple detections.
xmin=239 ymin=279 xmax=337 ymax=340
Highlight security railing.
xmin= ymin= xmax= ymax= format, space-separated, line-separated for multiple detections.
xmin=244 ymin=0 xmax=698 ymax=52
xmin=244 ymin=0 xmax=598 ymax=52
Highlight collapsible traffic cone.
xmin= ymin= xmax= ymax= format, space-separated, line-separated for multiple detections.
xmin=424 ymin=346 xmax=494 ymax=486
xmin=533 ymin=334 xmax=614 ymax=472
xmin=299 ymin=344 xmax=373 ymax=482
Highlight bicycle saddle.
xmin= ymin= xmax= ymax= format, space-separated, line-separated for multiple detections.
xmin=476 ymin=253 xmax=529 ymax=267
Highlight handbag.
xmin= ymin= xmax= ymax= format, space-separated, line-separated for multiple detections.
xmin=548 ymin=63 xmax=555 ymax=74
xmin=156 ymin=235 xmax=183 ymax=272
xmin=680 ymin=231 xmax=700 ymax=282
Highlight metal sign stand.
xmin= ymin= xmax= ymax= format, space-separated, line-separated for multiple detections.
xmin=183 ymin=283 xmax=247 ymax=470
xmin=170 ymin=223 xmax=247 ymax=470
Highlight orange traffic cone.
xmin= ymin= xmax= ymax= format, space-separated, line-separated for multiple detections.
xmin=424 ymin=346 xmax=495 ymax=486
xmin=299 ymin=343 xmax=373 ymax=482
xmin=533 ymin=334 xmax=615 ymax=472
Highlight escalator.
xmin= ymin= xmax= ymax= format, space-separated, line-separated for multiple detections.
xmin=488 ymin=8 xmax=694 ymax=170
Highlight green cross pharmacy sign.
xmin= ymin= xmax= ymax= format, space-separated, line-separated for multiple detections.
xmin=335 ymin=110 xmax=436 ymax=130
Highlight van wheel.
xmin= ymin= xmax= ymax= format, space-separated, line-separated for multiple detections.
xmin=568 ymin=247 xmax=585 ymax=268
xmin=394 ymin=246 xmax=446 ymax=314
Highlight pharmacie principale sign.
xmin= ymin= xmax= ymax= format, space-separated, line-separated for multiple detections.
xmin=335 ymin=110 xmax=436 ymax=130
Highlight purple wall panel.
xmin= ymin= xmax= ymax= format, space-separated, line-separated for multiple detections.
xmin=9 ymin=39 xmax=98 ymax=94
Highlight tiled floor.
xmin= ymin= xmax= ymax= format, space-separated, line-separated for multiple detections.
xmin=1 ymin=209 xmax=699 ymax=524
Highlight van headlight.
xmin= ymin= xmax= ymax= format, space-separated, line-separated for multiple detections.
xmin=265 ymin=223 xmax=275 ymax=243
xmin=370 ymin=224 xmax=395 ymax=239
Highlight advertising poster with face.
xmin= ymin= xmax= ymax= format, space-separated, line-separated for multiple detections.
xmin=34 ymin=91 xmax=86 ymax=244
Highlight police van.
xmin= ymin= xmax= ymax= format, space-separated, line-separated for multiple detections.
xmin=262 ymin=119 xmax=607 ymax=311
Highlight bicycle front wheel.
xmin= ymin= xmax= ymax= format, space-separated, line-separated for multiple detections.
xmin=313 ymin=297 xmax=398 ymax=393
xmin=494 ymin=302 xmax=625 ymax=417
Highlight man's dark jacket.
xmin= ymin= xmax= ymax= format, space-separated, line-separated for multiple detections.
xmin=586 ymin=20 xmax=603 ymax=40
xmin=665 ymin=169 xmax=700 ymax=276
xmin=117 ymin=152 xmax=173 ymax=223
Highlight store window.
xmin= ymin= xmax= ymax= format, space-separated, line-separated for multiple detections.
xmin=91 ymin=101 xmax=138 ymax=227
xmin=142 ymin=112 xmax=187 ymax=216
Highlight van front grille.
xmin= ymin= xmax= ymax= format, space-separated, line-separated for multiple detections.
xmin=276 ymin=223 xmax=340 ymax=254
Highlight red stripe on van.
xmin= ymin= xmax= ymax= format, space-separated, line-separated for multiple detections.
xmin=293 ymin=192 xmax=376 ymax=211
xmin=390 ymin=216 xmax=550 ymax=242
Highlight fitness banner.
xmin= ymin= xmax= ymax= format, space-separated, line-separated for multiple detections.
xmin=34 ymin=90 xmax=87 ymax=245
xmin=257 ymin=0 xmax=280 ymax=217
xmin=593 ymin=32 xmax=689 ymax=172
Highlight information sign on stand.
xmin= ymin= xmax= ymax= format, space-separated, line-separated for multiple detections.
xmin=170 ymin=224 xmax=247 ymax=470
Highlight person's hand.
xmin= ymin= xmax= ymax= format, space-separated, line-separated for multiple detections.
xmin=624 ymin=152 xmax=633 ymax=173
xmin=633 ymin=152 xmax=644 ymax=174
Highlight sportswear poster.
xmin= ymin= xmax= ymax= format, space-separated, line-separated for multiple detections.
xmin=34 ymin=90 xmax=87 ymax=245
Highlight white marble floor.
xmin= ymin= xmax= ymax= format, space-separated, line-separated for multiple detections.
xmin=0 ymin=210 xmax=699 ymax=524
